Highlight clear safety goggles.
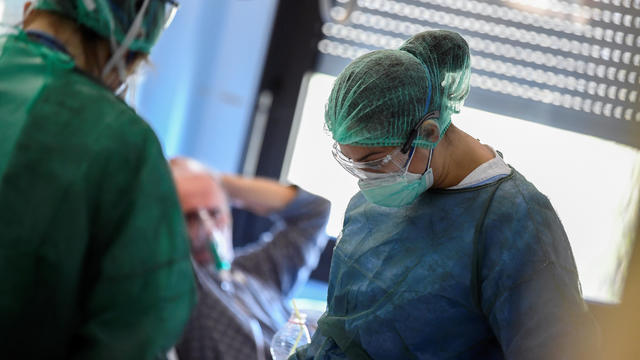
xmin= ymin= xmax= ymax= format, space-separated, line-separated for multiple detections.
xmin=161 ymin=0 xmax=179 ymax=29
xmin=331 ymin=111 xmax=440 ymax=180
xmin=101 ymin=0 xmax=180 ymax=83
xmin=332 ymin=142 xmax=415 ymax=180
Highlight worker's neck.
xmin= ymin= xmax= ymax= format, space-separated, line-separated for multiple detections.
xmin=24 ymin=11 xmax=92 ymax=72
xmin=431 ymin=124 xmax=495 ymax=188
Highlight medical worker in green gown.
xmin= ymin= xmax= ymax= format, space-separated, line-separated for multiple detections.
xmin=0 ymin=1 xmax=195 ymax=358
xmin=294 ymin=30 xmax=600 ymax=359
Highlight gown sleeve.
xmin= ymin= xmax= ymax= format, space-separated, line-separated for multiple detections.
xmin=233 ymin=188 xmax=331 ymax=298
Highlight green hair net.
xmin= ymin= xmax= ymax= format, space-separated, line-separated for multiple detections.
xmin=33 ymin=0 xmax=173 ymax=53
xmin=326 ymin=30 xmax=471 ymax=148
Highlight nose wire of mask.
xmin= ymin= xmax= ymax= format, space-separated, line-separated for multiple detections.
xmin=198 ymin=209 xmax=231 ymax=271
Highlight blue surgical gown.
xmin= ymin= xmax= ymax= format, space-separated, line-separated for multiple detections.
xmin=294 ymin=169 xmax=599 ymax=360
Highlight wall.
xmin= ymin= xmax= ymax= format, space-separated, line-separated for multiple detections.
xmin=136 ymin=0 xmax=279 ymax=173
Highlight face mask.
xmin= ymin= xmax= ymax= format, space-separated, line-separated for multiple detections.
xmin=198 ymin=209 xmax=233 ymax=271
xmin=358 ymin=169 xmax=434 ymax=207
xmin=357 ymin=148 xmax=434 ymax=207
xmin=210 ymin=224 xmax=233 ymax=267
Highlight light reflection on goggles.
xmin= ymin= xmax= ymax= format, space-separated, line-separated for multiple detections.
xmin=162 ymin=0 xmax=179 ymax=29
xmin=331 ymin=142 xmax=415 ymax=180
xmin=331 ymin=111 xmax=440 ymax=180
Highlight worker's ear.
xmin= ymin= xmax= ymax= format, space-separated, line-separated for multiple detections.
xmin=419 ymin=119 xmax=440 ymax=144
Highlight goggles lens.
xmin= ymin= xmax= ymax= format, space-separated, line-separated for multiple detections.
xmin=162 ymin=0 xmax=179 ymax=29
xmin=332 ymin=142 xmax=414 ymax=180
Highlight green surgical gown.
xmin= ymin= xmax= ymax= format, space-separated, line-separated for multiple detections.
xmin=0 ymin=30 xmax=195 ymax=359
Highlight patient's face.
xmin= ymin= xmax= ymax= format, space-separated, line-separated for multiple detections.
xmin=185 ymin=182 xmax=234 ymax=267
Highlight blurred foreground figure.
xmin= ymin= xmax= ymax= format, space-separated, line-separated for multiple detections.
xmin=294 ymin=30 xmax=600 ymax=360
xmin=595 ymin=191 xmax=640 ymax=360
xmin=599 ymin=242 xmax=640 ymax=359
xmin=0 ymin=1 xmax=195 ymax=359
xmin=169 ymin=157 xmax=330 ymax=360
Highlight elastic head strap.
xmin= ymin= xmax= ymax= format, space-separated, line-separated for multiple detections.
xmin=399 ymin=56 xmax=434 ymax=154
xmin=101 ymin=0 xmax=151 ymax=81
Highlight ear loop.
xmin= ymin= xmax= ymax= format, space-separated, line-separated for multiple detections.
xmin=424 ymin=148 xmax=434 ymax=175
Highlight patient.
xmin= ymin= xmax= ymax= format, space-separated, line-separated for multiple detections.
xmin=169 ymin=157 xmax=330 ymax=360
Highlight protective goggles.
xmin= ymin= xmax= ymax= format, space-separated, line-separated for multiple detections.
xmin=332 ymin=142 xmax=415 ymax=180
xmin=161 ymin=0 xmax=179 ymax=29
xmin=122 ymin=0 xmax=179 ymax=62
xmin=332 ymin=111 xmax=440 ymax=180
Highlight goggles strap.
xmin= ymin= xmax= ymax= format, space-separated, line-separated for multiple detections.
xmin=102 ymin=0 xmax=151 ymax=81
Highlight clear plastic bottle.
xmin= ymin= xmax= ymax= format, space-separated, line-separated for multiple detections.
xmin=270 ymin=312 xmax=311 ymax=360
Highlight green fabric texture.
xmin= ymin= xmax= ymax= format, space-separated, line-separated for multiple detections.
xmin=33 ymin=0 xmax=169 ymax=53
xmin=0 ymin=31 xmax=195 ymax=359
xmin=326 ymin=30 xmax=471 ymax=148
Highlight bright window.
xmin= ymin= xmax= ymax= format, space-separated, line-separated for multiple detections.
xmin=0 ymin=0 xmax=25 ymax=25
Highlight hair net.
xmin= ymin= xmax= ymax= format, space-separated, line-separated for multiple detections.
xmin=326 ymin=30 xmax=471 ymax=148
xmin=32 ymin=0 xmax=174 ymax=53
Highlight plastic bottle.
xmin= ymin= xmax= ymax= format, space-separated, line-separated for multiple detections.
xmin=270 ymin=312 xmax=311 ymax=360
